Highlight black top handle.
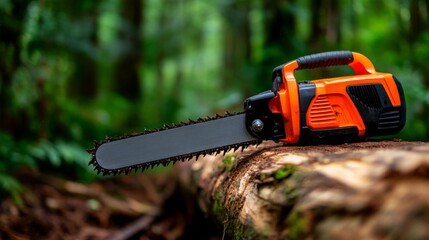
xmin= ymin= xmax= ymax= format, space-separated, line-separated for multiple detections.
xmin=296 ymin=51 xmax=354 ymax=70
xmin=271 ymin=51 xmax=377 ymax=92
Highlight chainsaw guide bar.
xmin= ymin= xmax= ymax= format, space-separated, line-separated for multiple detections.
xmin=88 ymin=112 xmax=261 ymax=176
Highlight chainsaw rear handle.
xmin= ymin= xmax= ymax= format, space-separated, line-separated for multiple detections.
xmin=272 ymin=51 xmax=376 ymax=92
xmin=294 ymin=51 xmax=375 ymax=73
xmin=295 ymin=51 xmax=354 ymax=70
xmin=245 ymin=51 xmax=406 ymax=144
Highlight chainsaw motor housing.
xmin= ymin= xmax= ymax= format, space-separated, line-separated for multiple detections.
xmin=245 ymin=51 xmax=406 ymax=144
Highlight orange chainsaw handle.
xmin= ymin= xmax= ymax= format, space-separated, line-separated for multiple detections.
xmin=269 ymin=51 xmax=377 ymax=143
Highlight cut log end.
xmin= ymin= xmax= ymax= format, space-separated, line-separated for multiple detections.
xmin=180 ymin=140 xmax=429 ymax=240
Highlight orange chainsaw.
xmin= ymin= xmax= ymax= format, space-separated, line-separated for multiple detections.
xmin=89 ymin=51 xmax=406 ymax=175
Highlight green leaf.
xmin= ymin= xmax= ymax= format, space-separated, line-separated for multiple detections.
xmin=55 ymin=141 xmax=90 ymax=167
xmin=0 ymin=173 xmax=23 ymax=206
xmin=274 ymin=165 xmax=296 ymax=180
xmin=39 ymin=140 xmax=61 ymax=167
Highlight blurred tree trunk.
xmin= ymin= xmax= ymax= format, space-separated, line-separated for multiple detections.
xmin=263 ymin=0 xmax=296 ymax=56
xmin=0 ymin=0 xmax=31 ymax=137
xmin=168 ymin=0 xmax=185 ymax=121
xmin=409 ymin=0 xmax=429 ymax=139
xmin=409 ymin=0 xmax=429 ymax=84
xmin=220 ymin=0 xmax=252 ymax=91
xmin=180 ymin=141 xmax=429 ymax=239
xmin=310 ymin=0 xmax=340 ymax=48
xmin=326 ymin=0 xmax=340 ymax=44
xmin=73 ymin=38 xmax=98 ymax=99
xmin=263 ymin=0 xmax=296 ymax=52
xmin=310 ymin=0 xmax=323 ymax=47
xmin=154 ymin=0 xmax=166 ymax=123
xmin=114 ymin=0 xmax=143 ymax=100
xmin=61 ymin=0 xmax=99 ymax=99
xmin=251 ymin=0 xmax=296 ymax=91
xmin=410 ymin=0 xmax=423 ymax=43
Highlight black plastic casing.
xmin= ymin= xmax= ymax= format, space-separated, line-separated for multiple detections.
xmin=244 ymin=76 xmax=406 ymax=144
xmin=244 ymin=91 xmax=285 ymax=142
xmin=297 ymin=76 xmax=406 ymax=144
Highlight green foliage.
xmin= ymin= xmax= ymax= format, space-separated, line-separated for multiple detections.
xmin=212 ymin=190 xmax=225 ymax=222
xmin=0 ymin=173 xmax=24 ymax=206
xmin=222 ymin=154 xmax=237 ymax=172
xmin=0 ymin=129 xmax=99 ymax=203
xmin=287 ymin=211 xmax=307 ymax=240
xmin=274 ymin=165 xmax=297 ymax=180
xmin=1 ymin=0 xmax=429 ymax=203
xmin=0 ymin=133 xmax=26 ymax=205
xmin=28 ymin=140 xmax=90 ymax=169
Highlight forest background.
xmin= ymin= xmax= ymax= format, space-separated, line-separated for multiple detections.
xmin=1 ymin=0 xmax=429 ymax=202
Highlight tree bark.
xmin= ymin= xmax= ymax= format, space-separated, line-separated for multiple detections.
xmin=178 ymin=140 xmax=429 ymax=239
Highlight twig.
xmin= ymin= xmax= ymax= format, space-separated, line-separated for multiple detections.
xmin=109 ymin=209 xmax=160 ymax=240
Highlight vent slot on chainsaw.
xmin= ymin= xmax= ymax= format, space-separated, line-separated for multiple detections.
xmin=308 ymin=95 xmax=338 ymax=127
xmin=378 ymin=108 xmax=401 ymax=130
xmin=346 ymin=83 xmax=404 ymax=137
xmin=347 ymin=85 xmax=382 ymax=109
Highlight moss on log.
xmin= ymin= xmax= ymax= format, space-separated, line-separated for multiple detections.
xmin=180 ymin=141 xmax=429 ymax=240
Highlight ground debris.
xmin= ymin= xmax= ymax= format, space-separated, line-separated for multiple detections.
xmin=0 ymin=167 xmax=221 ymax=240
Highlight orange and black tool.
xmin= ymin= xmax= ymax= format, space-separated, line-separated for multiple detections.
xmin=91 ymin=50 xmax=407 ymax=175
xmin=245 ymin=51 xmax=406 ymax=144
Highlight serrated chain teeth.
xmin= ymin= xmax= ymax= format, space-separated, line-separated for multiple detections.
xmin=88 ymin=112 xmax=262 ymax=176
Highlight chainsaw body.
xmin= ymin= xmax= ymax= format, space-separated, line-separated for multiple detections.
xmin=245 ymin=51 xmax=406 ymax=144
xmin=91 ymin=51 xmax=406 ymax=175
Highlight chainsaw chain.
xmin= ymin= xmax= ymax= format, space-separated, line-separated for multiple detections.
xmin=88 ymin=112 xmax=262 ymax=176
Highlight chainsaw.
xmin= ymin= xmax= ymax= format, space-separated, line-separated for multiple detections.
xmin=89 ymin=51 xmax=406 ymax=175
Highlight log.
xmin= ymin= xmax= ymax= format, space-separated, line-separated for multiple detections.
xmin=178 ymin=140 xmax=429 ymax=240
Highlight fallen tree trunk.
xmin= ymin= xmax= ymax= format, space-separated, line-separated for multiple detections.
xmin=178 ymin=140 xmax=429 ymax=240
